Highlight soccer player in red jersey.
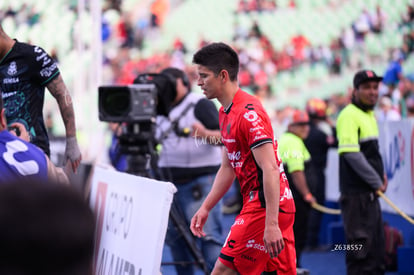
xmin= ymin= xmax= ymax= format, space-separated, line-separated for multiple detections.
xmin=190 ymin=42 xmax=297 ymax=275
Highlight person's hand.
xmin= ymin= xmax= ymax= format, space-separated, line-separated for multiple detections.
xmin=304 ymin=192 xmax=317 ymax=204
xmin=263 ymin=224 xmax=284 ymax=258
xmin=190 ymin=207 xmax=209 ymax=238
xmin=8 ymin=122 xmax=30 ymax=142
xmin=109 ymin=122 xmax=122 ymax=136
xmin=378 ymin=173 xmax=388 ymax=193
xmin=64 ymin=136 xmax=82 ymax=173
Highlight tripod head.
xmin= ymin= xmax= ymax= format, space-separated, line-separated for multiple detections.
xmin=116 ymin=121 xmax=158 ymax=177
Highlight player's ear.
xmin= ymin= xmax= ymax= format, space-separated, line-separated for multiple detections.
xmin=219 ymin=70 xmax=228 ymax=82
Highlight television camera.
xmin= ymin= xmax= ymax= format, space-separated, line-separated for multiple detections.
xmin=98 ymin=73 xmax=176 ymax=176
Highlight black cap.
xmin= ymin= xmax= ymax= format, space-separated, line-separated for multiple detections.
xmin=353 ymin=70 xmax=383 ymax=89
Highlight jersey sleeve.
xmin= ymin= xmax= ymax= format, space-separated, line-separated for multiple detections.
xmin=239 ymin=107 xmax=273 ymax=149
xmin=31 ymin=45 xmax=60 ymax=86
xmin=337 ymin=109 xmax=360 ymax=154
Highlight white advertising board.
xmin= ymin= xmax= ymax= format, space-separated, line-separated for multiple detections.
xmin=89 ymin=166 xmax=176 ymax=275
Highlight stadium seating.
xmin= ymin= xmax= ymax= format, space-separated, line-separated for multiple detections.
xmin=154 ymin=0 xmax=411 ymax=109
xmin=3 ymin=0 xmax=414 ymax=135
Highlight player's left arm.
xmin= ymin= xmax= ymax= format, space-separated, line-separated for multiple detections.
xmin=47 ymin=75 xmax=76 ymax=137
xmin=252 ymin=142 xmax=284 ymax=258
xmin=47 ymin=75 xmax=81 ymax=172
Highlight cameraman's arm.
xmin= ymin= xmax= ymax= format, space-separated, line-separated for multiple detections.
xmin=193 ymin=99 xmax=222 ymax=145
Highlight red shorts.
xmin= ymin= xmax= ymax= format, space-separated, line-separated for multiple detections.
xmin=219 ymin=209 xmax=296 ymax=275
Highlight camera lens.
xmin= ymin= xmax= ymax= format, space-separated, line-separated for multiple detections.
xmin=102 ymin=88 xmax=130 ymax=118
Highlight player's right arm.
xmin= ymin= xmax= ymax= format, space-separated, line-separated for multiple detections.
xmin=190 ymin=148 xmax=235 ymax=237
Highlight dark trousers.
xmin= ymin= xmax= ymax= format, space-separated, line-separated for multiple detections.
xmin=340 ymin=192 xmax=386 ymax=275
xmin=292 ymin=188 xmax=311 ymax=267
xmin=306 ymin=168 xmax=326 ymax=247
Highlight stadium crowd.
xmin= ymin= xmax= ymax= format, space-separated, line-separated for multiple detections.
xmin=1 ymin=0 xmax=414 ymax=274
xmin=96 ymin=0 xmax=414 ymax=127
xmin=3 ymin=0 xmax=410 ymax=126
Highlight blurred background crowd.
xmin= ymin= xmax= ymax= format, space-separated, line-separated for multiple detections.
xmin=1 ymin=0 xmax=414 ymax=162
xmin=2 ymin=1 xmax=414 ymax=274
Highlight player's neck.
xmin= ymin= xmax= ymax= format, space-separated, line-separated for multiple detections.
xmin=218 ymin=84 xmax=239 ymax=110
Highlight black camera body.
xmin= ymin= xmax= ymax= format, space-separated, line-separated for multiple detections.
xmin=98 ymin=84 xmax=157 ymax=123
xmin=98 ymin=73 xmax=177 ymax=123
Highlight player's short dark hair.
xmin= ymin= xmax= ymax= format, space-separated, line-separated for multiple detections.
xmin=0 ymin=180 xmax=96 ymax=275
xmin=192 ymin=42 xmax=239 ymax=81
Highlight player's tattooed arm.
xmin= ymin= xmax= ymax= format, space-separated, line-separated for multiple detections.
xmin=47 ymin=75 xmax=77 ymax=137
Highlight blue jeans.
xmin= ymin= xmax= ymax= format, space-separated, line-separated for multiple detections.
xmin=165 ymin=174 xmax=223 ymax=274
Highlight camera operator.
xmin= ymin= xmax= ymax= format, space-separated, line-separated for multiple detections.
xmin=107 ymin=122 xmax=128 ymax=172
xmin=155 ymin=67 xmax=223 ymax=274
